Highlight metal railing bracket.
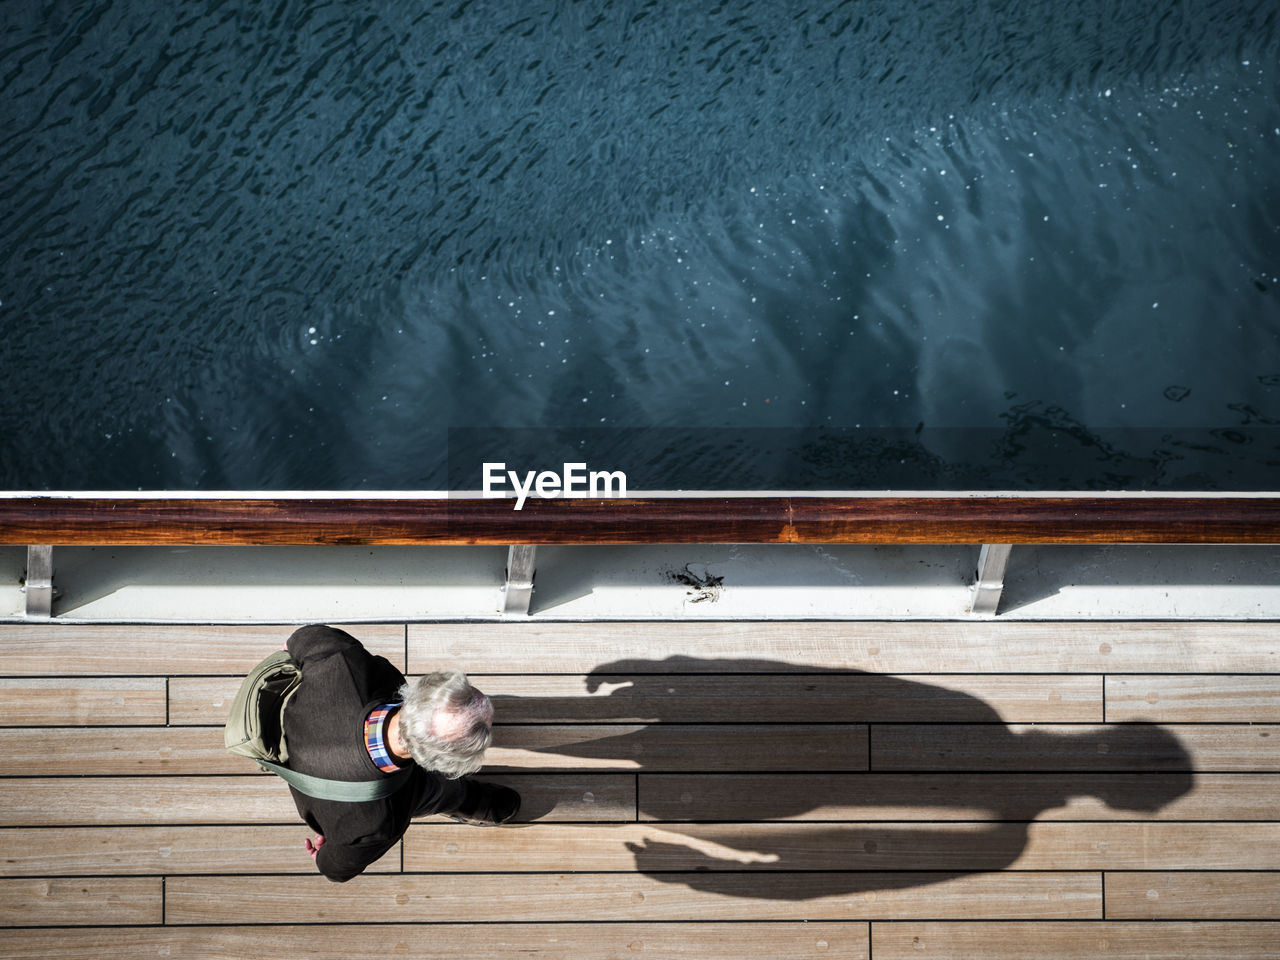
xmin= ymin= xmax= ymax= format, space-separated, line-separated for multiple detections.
xmin=21 ymin=545 xmax=54 ymax=619
xmin=969 ymin=543 xmax=1011 ymax=616
xmin=501 ymin=545 xmax=536 ymax=615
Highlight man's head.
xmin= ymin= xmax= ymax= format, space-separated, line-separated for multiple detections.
xmin=396 ymin=670 xmax=494 ymax=778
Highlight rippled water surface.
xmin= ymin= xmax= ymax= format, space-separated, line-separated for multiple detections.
xmin=1 ymin=0 xmax=1278 ymax=488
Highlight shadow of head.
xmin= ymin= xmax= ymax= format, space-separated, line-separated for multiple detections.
xmin=1082 ymin=722 xmax=1195 ymax=812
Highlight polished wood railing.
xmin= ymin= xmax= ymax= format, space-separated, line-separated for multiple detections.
xmin=2 ymin=495 xmax=1279 ymax=545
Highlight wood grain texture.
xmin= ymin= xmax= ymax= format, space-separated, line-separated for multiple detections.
xmin=0 ymin=679 xmax=165 ymax=726
xmin=636 ymin=773 xmax=1269 ymax=822
xmin=5 ymin=496 xmax=1278 ymax=544
xmin=479 ymin=674 xmax=1103 ymax=723
xmin=15 ymin=724 xmax=866 ymax=777
xmin=1107 ymin=675 xmax=1280 ymax=721
xmin=0 ymin=778 xmax=298 ymax=826
xmin=787 ymin=497 xmax=1280 ymax=544
xmin=0 ymin=877 xmax=160 ymax=927
xmin=0 ymin=497 xmax=790 ymax=545
xmin=0 ymin=774 xmax=633 ymax=826
xmin=163 ymin=872 xmax=1100 ymax=923
xmin=171 ymin=673 xmax=1103 ymax=724
xmin=409 ymin=621 xmax=1280 ymax=674
xmin=1106 ymin=872 xmax=1280 ymax=919
xmin=0 ymin=923 xmax=869 ymax=960
xmin=0 ymin=826 xmax=397 ymax=876
xmin=488 ymin=724 xmax=869 ymax=771
xmin=0 ymin=727 xmax=244 ymax=776
xmin=453 ymin=774 xmax=637 ymax=822
xmin=0 ymin=624 xmax=404 ymax=675
xmin=167 ymin=677 xmax=238 ymax=725
xmin=870 ymin=922 xmax=1280 ymax=959
xmin=869 ymin=724 xmax=1271 ymax=771
xmin=404 ymin=821 xmax=1280 ymax=873
xmin=0 ymin=498 xmax=454 ymax=546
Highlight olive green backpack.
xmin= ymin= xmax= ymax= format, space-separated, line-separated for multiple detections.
xmin=224 ymin=649 xmax=410 ymax=802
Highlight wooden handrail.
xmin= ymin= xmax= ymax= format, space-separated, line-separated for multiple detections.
xmin=1 ymin=496 xmax=1279 ymax=545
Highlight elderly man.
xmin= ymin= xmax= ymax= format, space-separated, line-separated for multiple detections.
xmin=282 ymin=624 xmax=519 ymax=882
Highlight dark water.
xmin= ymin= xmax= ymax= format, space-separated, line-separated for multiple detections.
xmin=1 ymin=0 xmax=1278 ymax=490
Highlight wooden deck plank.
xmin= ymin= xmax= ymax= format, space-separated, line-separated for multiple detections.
xmin=0 ymin=877 xmax=160 ymax=927
xmin=0 ymin=775 xmax=634 ymax=826
xmin=636 ymin=773 xmax=1268 ymax=821
xmin=0 ymin=778 xmax=298 ymax=826
xmin=4 ymin=724 xmax=869 ymax=775
xmin=409 ymin=622 xmax=1280 ymax=674
xmin=171 ymin=672 xmax=1103 ymax=724
xmin=870 ymin=921 xmax=1280 ymax=959
xmin=0 ymin=624 xmax=404 ymax=675
xmin=466 ymin=774 xmax=637 ymax=823
xmin=164 ymin=872 xmax=1100 ymax=923
xmin=0 ymin=728 xmax=243 ymax=776
xmin=488 ymin=724 xmax=869 ymax=771
xmin=1106 ymin=872 xmax=1280 ymax=919
xmin=404 ymin=821 xmax=1280 ymax=872
xmin=0 ymin=827 xmax=399 ymax=876
xmin=1108 ymin=675 xmax=1280 ymax=721
xmin=0 ymin=923 xmax=870 ymax=959
xmin=22 ymin=720 xmax=1265 ymax=779
xmin=167 ymin=678 xmax=240 ymax=726
xmin=870 ymin=724 xmax=1272 ymax=771
xmin=0 ymin=679 xmax=165 ymax=726
xmin=479 ymin=674 xmax=1104 ymax=723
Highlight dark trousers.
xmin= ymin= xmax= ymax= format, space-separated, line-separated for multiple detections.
xmin=411 ymin=771 xmax=469 ymax=817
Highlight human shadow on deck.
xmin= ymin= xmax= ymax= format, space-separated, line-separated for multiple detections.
xmin=490 ymin=656 xmax=1193 ymax=900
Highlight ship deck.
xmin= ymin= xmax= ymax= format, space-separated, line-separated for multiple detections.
xmin=2 ymin=620 xmax=1278 ymax=958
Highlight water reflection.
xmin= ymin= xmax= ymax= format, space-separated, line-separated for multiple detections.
xmin=1 ymin=1 xmax=1276 ymax=488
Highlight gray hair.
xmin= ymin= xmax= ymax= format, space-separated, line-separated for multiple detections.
xmin=396 ymin=670 xmax=493 ymax=779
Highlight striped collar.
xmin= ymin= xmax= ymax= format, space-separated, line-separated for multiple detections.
xmin=364 ymin=703 xmax=407 ymax=773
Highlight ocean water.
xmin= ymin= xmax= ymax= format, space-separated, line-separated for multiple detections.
xmin=1 ymin=0 xmax=1277 ymax=490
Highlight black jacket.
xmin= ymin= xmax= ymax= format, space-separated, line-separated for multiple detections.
xmin=283 ymin=624 xmax=436 ymax=882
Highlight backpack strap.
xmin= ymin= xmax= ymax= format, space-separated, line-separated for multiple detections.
xmin=259 ymin=758 xmax=413 ymax=802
